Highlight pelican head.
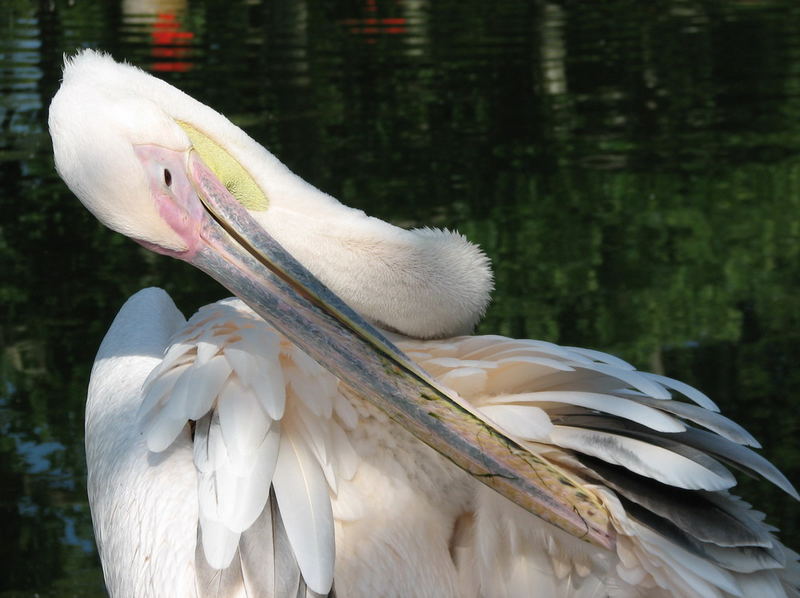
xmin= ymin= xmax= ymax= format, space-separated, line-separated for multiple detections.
xmin=50 ymin=60 xmax=194 ymax=253
xmin=50 ymin=50 xmax=615 ymax=550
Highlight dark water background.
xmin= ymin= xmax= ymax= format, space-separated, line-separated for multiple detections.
xmin=1 ymin=0 xmax=799 ymax=595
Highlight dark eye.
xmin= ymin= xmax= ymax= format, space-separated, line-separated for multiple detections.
xmin=163 ymin=168 xmax=172 ymax=187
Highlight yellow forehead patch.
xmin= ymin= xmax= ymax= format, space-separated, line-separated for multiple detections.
xmin=177 ymin=121 xmax=268 ymax=211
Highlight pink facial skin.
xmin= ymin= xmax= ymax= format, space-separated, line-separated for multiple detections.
xmin=133 ymin=144 xmax=209 ymax=259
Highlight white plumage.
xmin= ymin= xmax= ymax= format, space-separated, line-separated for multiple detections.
xmin=86 ymin=290 xmax=800 ymax=597
xmin=52 ymin=50 xmax=799 ymax=598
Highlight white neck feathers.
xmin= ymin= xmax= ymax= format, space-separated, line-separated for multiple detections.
xmin=256 ymin=204 xmax=493 ymax=339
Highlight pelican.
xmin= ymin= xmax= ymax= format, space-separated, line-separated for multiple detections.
xmin=49 ymin=49 xmax=799 ymax=598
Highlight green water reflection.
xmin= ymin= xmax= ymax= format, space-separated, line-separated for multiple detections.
xmin=1 ymin=0 xmax=798 ymax=595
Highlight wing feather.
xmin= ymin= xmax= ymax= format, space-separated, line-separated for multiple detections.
xmin=140 ymin=362 xmax=189 ymax=419
xmin=549 ymin=425 xmax=736 ymax=490
xmin=272 ymin=428 xmax=335 ymax=595
xmin=198 ymin=508 xmax=241 ymax=570
xmin=555 ymin=415 xmax=740 ymax=483
xmin=195 ymin=545 xmax=246 ymax=598
xmin=580 ymin=456 xmax=774 ymax=548
xmin=673 ymin=428 xmax=798 ymax=499
xmin=562 ymin=345 xmax=636 ymax=370
xmin=643 ymin=372 xmax=719 ymax=412
xmin=186 ymin=355 xmax=232 ymax=420
xmin=250 ymin=359 xmax=286 ymax=420
xmin=613 ymin=391 xmax=759 ymax=446
xmin=478 ymin=404 xmax=552 ymax=441
xmin=483 ymin=391 xmax=685 ymax=433
xmin=630 ymin=520 xmax=743 ymax=597
xmin=217 ymin=376 xmax=270 ymax=458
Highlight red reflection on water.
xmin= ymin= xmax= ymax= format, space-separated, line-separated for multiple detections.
xmin=151 ymin=13 xmax=194 ymax=72
xmin=340 ymin=0 xmax=407 ymax=41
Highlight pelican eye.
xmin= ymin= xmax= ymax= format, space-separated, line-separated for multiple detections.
xmin=164 ymin=168 xmax=172 ymax=187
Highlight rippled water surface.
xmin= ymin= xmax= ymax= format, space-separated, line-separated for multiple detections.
xmin=1 ymin=1 xmax=799 ymax=595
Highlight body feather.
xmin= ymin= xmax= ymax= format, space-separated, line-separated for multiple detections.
xmin=89 ymin=292 xmax=798 ymax=598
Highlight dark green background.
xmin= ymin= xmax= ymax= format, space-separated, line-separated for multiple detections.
xmin=0 ymin=1 xmax=798 ymax=595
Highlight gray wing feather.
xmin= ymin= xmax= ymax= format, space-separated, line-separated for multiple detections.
xmin=550 ymin=410 xmax=799 ymax=580
xmin=615 ymin=391 xmax=759 ymax=446
xmin=673 ymin=427 xmax=798 ymax=499
xmin=195 ymin=535 xmax=247 ymax=597
xmin=554 ymin=414 xmax=734 ymax=480
xmin=580 ymin=456 xmax=775 ymax=548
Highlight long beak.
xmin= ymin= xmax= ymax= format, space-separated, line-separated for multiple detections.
xmin=184 ymin=150 xmax=615 ymax=550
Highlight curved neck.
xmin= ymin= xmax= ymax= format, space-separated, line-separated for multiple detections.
xmin=255 ymin=203 xmax=493 ymax=339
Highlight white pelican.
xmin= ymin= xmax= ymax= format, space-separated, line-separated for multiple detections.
xmin=49 ymin=50 xmax=799 ymax=598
